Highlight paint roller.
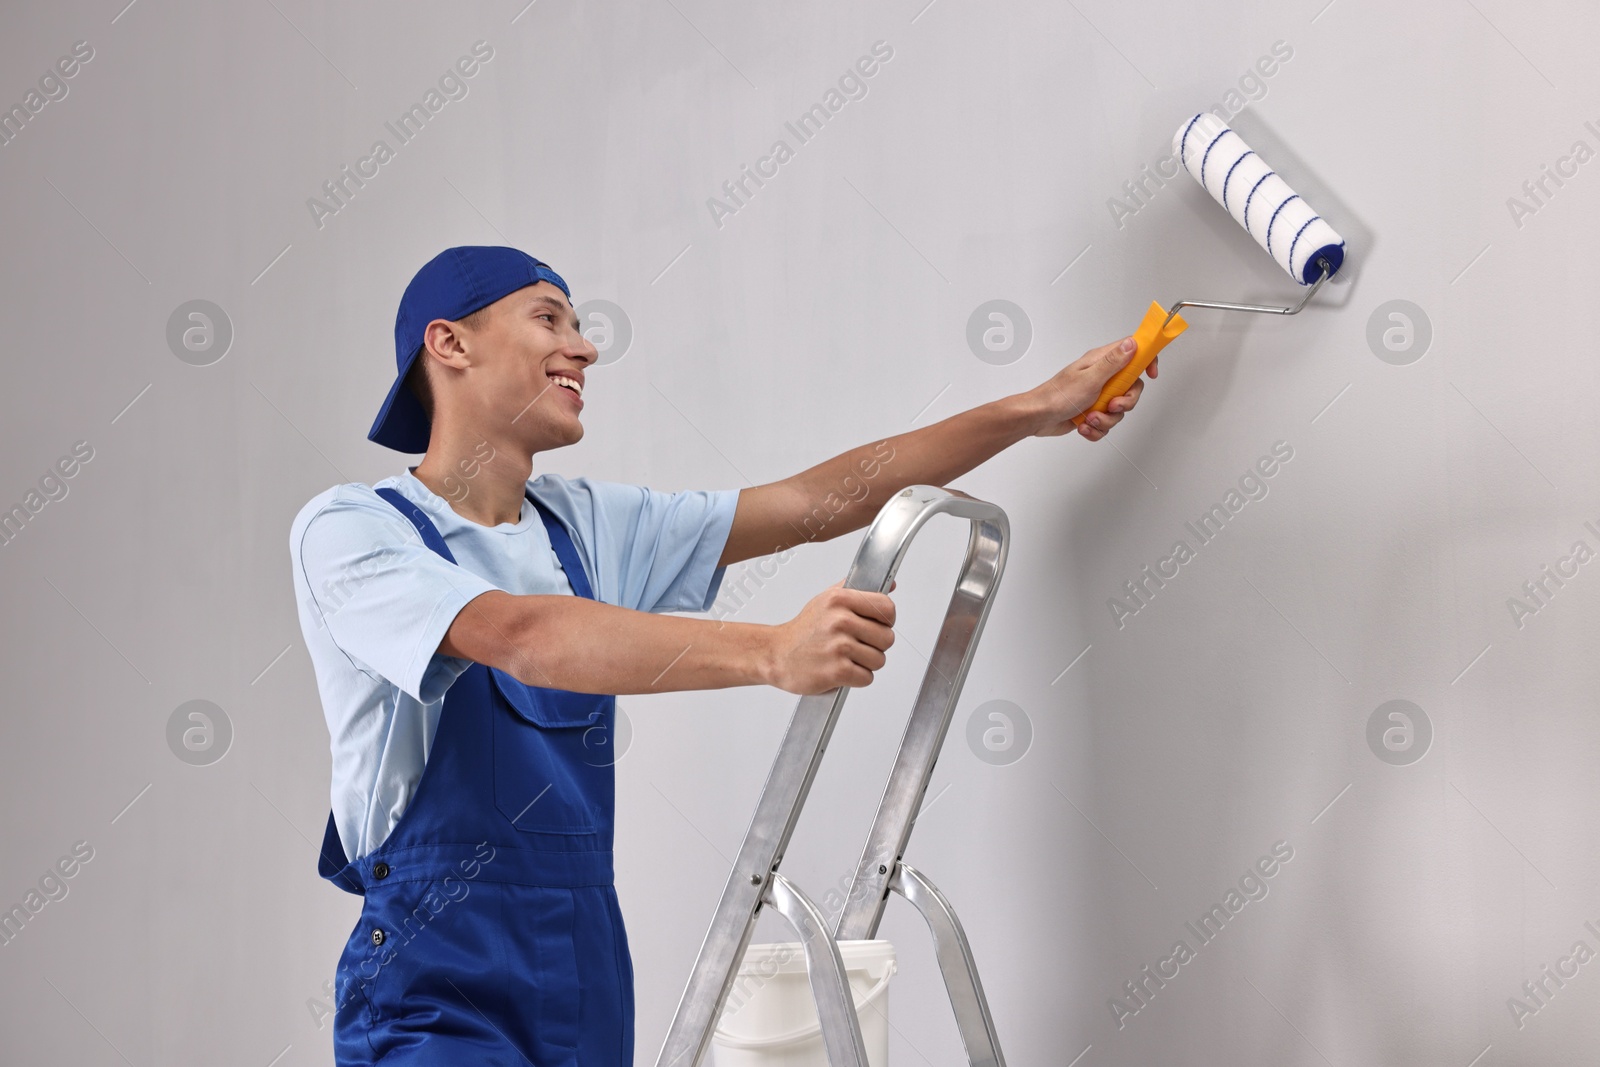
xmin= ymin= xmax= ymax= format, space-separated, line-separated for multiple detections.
xmin=1071 ymin=112 xmax=1348 ymax=428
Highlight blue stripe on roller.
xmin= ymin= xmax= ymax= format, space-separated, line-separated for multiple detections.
xmin=1285 ymin=216 xmax=1320 ymax=283
xmin=1241 ymin=171 xmax=1274 ymax=234
xmin=1264 ymin=193 xmax=1302 ymax=259
xmin=1221 ymin=150 xmax=1255 ymax=213
xmin=1199 ymin=127 xmax=1232 ymax=192
xmin=1177 ymin=114 xmax=1204 ymax=174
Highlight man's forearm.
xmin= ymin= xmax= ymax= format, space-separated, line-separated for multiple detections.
xmin=783 ymin=392 xmax=1042 ymax=547
xmin=501 ymin=593 xmax=774 ymax=696
xmin=447 ymin=581 xmax=887 ymax=699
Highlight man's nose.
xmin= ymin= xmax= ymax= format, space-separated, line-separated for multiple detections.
xmin=574 ymin=331 xmax=600 ymax=365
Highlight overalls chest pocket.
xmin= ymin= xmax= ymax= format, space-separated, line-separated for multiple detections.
xmin=489 ymin=668 xmax=614 ymax=835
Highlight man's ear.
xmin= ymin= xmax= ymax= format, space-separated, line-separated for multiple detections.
xmin=421 ymin=319 xmax=474 ymax=369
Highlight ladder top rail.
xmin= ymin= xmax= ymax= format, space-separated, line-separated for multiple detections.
xmin=839 ymin=485 xmax=1008 ymax=595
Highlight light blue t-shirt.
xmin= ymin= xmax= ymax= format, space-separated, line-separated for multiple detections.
xmin=289 ymin=467 xmax=740 ymax=862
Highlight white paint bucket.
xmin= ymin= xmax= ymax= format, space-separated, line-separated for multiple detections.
xmin=712 ymin=939 xmax=897 ymax=1067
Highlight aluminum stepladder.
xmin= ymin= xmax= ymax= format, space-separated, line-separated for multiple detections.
xmin=655 ymin=484 xmax=1011 ymax=1067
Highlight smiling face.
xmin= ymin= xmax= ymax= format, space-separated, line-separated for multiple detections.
xmin=421 ymin=280 xmax=598 ymax=455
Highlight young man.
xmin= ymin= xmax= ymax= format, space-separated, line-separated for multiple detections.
xmin=289 ymin=245 xmax=1154 ymax=1066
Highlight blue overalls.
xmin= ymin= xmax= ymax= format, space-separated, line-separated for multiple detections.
xmin=316 ymin=486 xmax=632 ymax=1066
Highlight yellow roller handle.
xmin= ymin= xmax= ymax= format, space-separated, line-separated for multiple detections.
xmin=1071 ymin=300 xmax=1188 ymax=428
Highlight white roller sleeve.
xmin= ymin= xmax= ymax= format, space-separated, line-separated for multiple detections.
xmin=1172 ymin=113 xmax=1345 ymax=285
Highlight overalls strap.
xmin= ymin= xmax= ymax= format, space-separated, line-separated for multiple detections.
xmin=373 ymin=486 xmax=458 ymax=564
xmin=534 ymin=500 xmax=595 ymax=600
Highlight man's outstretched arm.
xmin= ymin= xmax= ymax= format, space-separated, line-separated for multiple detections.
xmin=718 ymin=335 xmax=1152 ymax=567
xmin=439 ymin=584 xmax=896 ymax=696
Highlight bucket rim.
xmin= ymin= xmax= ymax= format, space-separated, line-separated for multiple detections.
xmin=736 ymin=938 xmax=896 ymax=978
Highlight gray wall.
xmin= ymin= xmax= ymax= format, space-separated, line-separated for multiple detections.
xmin=2 ymin=0 xmax=1597 ymax=1064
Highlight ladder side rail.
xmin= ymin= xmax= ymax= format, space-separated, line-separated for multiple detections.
xmin=834 ymin=513 xmax=1008 ymax=942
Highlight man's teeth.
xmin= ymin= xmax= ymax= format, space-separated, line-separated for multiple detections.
xmin=550 ymin=376 xmax=583 ymax=397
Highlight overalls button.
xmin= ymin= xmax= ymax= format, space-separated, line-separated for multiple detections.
xmin=373 ymin=862 xmax=390 ymax=879
xmin=371 ymin=928 xmax=386 ymax=947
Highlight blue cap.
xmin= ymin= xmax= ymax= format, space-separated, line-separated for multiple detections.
xmin=368 ymin=245 xmax=572 ymax=453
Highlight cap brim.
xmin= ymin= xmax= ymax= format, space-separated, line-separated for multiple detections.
xmin=367 ymin=362 xmax=432 ymax=454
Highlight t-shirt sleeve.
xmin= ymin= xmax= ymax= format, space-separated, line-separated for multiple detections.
xmin=291 ymin=487 xmax=501 ymax=703
xmin=575 ymin=479 xmax=741 ymax=614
